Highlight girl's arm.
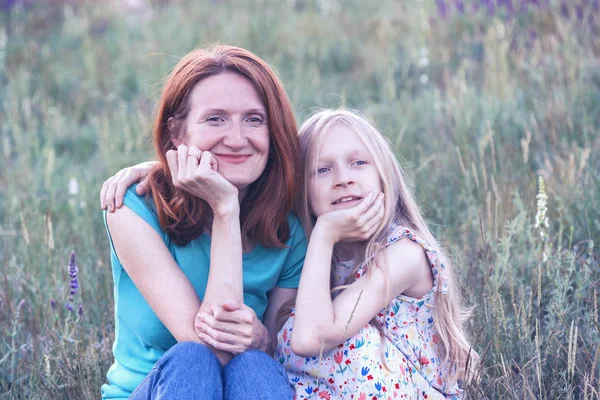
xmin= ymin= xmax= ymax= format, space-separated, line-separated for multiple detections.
xmin=291 ymin=195 xmax=433 ymax=357
xmin=101 ymin=161 xmax=158 ymax=212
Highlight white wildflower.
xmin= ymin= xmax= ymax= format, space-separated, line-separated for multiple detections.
xmin=534 ymin=176 xmax=549 ymax=237
xmin=68 ymin=177 xmax=79 ymax=196
xmin=420 ymin=74 xmax=429 ymax=84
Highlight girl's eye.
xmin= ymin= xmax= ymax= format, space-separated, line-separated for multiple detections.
xmin=317 ymin=167 xmax=330 ymax=174
xmin=354 ymin=160 xmax=367 ymax=166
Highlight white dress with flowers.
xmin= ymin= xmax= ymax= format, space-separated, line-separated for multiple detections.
xmin=275 ymin=225 xmax=462 ymax=400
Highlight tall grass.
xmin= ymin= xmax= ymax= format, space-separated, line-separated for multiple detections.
xmin=0 ymin=0 xmax=598 ymax=398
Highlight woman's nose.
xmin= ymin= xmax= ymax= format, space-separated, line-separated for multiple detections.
xmin=222 ymin=122 xmax=248 ymax=149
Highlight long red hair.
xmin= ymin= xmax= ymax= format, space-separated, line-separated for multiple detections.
xmin=148 ymin=45 xmax=300 ymax=247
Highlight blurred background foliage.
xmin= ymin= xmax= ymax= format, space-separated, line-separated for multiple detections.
xmin=0 ymin=0 xmax=598 ymax=398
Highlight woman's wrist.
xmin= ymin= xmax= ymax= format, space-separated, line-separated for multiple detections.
xmin=212 ymin=199 xmax=240 ymax=219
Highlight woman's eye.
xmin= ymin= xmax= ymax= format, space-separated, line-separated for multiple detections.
xmin=247 ymin=116 xmax=264 ymax=125
xmin=206 ymin=116 xmax=224 ymax=123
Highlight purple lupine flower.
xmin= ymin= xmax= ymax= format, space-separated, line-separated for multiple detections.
xmin=78 ymin=304 xmax=83 ymax=317
xmin=64 ymin=251 xmax=79 ymax=312
xmin=437 ymin=0 xmax=449 ymax=19
xmin=50 ymin=299 xmax=56 ymax=311
xmin=455 ymin=0 xmax=466 ymax=14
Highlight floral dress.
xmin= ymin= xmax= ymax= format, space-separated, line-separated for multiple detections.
xmin=275 ymin=225 xmax=462 ymax=400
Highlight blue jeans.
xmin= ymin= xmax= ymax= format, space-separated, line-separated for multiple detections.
xmin=129 ymin=342 xmax=293 ymax=399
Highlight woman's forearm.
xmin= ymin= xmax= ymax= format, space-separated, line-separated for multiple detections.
xmin=202 ymin=203 xmax=244 ymax=303
xmin=199 ymin=204 xmax=243 ymax=365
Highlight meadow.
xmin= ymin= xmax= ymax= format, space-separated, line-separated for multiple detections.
xmin=0 ymin=0 xmax=598 ymax=398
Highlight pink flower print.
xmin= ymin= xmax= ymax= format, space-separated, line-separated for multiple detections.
xmin=318 ymin=391 xmax=331 ymax=399
xmin=419 ymin=355 xmax=430 ymax=365
xmin=358 ymin=393 xmax=367 ymax=400
xmin=334 ymin=351 xmax=343 ymax=365
xmin=282 ymin=328 xmax=288 ymax=342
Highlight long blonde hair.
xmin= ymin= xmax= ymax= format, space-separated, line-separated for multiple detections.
xmin=297 ymin=109 xmax=475 ymax=384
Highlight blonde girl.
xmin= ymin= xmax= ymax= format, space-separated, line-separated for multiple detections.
xmin=275 ymin=109 xmax=475 ymax=399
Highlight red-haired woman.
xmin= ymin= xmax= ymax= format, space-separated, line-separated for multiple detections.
xmin=100 ymin=45 xmax=305 ymax=399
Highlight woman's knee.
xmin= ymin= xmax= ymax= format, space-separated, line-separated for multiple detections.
xmin=160 ymin=342 xmax=221 ymax=373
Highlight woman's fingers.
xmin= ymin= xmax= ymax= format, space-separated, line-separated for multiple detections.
xmin=186 ymin=146 xmax=202 ymax=172
xmin=197 ymin=330 xmax=250 ymax=355
xmin=166 ymin=149 xmax=179 ymax=185
xmin=195 ymin=311 xmax=251 ymax=337
xmin=176 ymin=144 xmax=188 ymax=182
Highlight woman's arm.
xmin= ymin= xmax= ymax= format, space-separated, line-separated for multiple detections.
xmin=106 ymin=206 xmax=232 ymax=364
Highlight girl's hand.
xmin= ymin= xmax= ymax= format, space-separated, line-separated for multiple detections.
xmin=316 ymin=192 xmax=385 ymax=244
xmin=167 ymin=145 xmax=239 ymax=216
xmin=100 ymin=161 xmax=158 ymax=212
xmin=194 ymin=301 xmax=271 ymax=355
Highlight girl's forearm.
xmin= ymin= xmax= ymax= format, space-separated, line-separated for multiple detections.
xmin=292 ymin=223 xmax=337 ymax=347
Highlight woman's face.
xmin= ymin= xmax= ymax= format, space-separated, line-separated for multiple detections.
xmin=179 ymin=72 xmax=270 ymax=193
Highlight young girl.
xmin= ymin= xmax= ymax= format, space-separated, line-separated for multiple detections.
xmin=275 ymin=109 xmax=475 ymax=399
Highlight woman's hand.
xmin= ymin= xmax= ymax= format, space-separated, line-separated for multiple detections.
xmin=194 ymin=300 xmax=271 ymax=355
xmin=315 ymin=192 xmax=385 ymax=244
xmin=100 ymin=161 xmax=158 ymax=212
xmin=167 ymin=145 xmax=239 ymax=216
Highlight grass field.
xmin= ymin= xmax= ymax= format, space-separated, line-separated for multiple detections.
xmin=0 ymin=0 xmax=599 ymax=398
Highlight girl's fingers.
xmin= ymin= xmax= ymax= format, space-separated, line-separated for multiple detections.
xmin=114 ymin=170 xmax=138 ymax=208
xmin=100 ymin=177 xmax=114 ymax=210
xmin=137 ymin=174 xmax=151 ymax=195
xmin=353 ymin=192 xmax=376 ymax=216
xmin=356 ymin=192 xmax=384 ymax=227
xmin=105 ymin=172 xmax=124 ymax=212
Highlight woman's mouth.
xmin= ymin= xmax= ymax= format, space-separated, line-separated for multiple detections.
xmin=216 ymin=154 xmax=251 ymax=164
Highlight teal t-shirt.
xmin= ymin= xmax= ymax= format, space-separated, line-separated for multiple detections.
xmin=101 ymin=185 xmax=307 ymax=399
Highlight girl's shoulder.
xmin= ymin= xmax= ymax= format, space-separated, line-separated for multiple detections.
xmin=378 ymin=222 xmax=448 ymax=296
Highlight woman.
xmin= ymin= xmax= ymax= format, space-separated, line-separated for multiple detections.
xmin=101 ymin=45 xmax=306 ymax=399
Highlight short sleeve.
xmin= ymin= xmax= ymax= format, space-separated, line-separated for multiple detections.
xmin=275 ymin=215 xmax=307 ymax=288
xmin=103 ymin=184 xmax=170 ymax=256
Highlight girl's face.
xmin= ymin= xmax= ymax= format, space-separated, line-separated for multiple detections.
xmin=180 ymin=72 xmax=270 ymax=195
xmin=308 ymin=124 xmax=382 ymax=218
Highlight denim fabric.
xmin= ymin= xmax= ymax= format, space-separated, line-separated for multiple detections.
xmin=129 ymin=342 xmax=293 ymax=400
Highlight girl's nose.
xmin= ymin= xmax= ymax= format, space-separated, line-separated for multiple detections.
xmin=334 ymin=169 xmax=354 ymax=187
